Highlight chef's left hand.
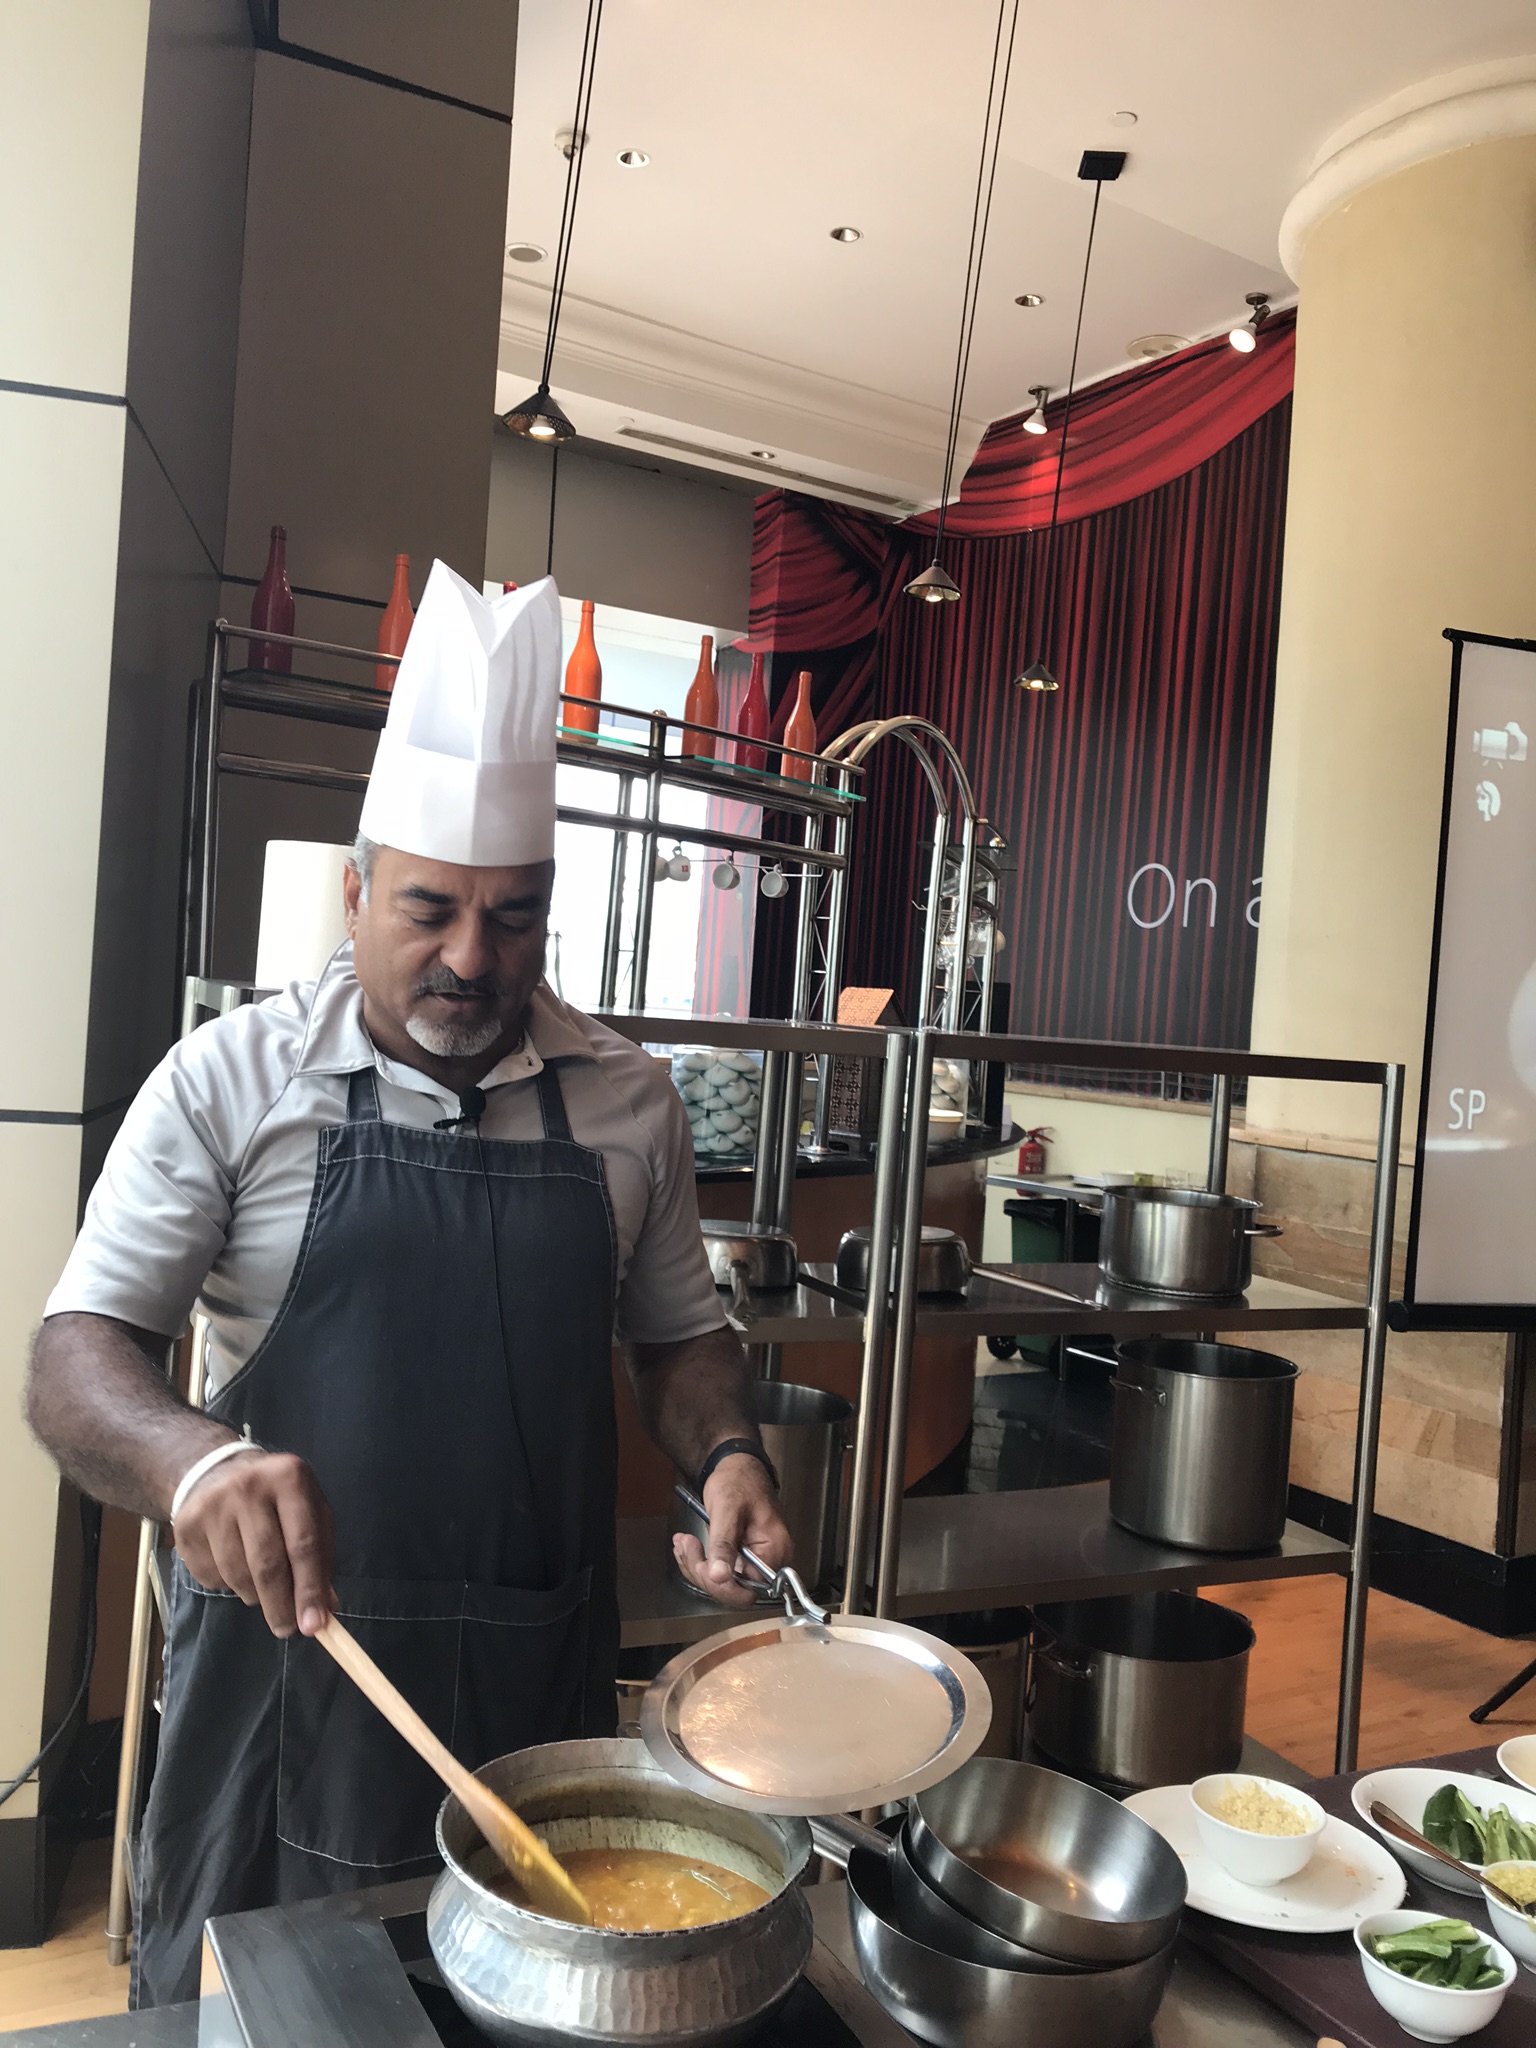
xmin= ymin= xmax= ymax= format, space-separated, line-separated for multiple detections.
xmin=672 ymin=1453 xmax=792 ymax=1607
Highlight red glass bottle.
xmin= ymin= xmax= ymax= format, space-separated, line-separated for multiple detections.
xmin=681 ymin=634 xmax=717 ymax=759
xmin=564 ymin=598 xmax=602 ymax=740
xmin=376 ymin=553 xmax=413 ymax=692
xmin=783 ymin=669 xmax=817 ymax=781
xmin=249 ymin=525 xmax=294 ymax=672
xmin=735 ymin=651 xmax=769 ymax=771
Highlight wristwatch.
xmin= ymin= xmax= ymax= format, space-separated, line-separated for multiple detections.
xmin=696 ymin=1436 xmax=780 ymax=1497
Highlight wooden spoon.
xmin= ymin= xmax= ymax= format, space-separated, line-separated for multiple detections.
xmin=316 ymin=1614 xmax=592 ymax=1924
xmin=1369 ymin=1800 xmax=1532 ymax=1917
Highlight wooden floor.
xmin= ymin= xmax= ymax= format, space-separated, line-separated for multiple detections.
xmin=3 ymin=1579 xmax=1534 ymax=2033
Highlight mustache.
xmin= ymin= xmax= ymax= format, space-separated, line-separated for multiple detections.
xmin=414 ymin=966 xmax=501 ymax=1001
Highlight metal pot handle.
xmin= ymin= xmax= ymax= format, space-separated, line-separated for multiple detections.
xmin=1245 ymin=1222 xmax=1284 ymax=1239
xmin=1110 ymin=1377 xmax=1168 ymax=1407
xmin=1034 ymin=1638 xmax=1096 ymax=1684
xmin=808 ymin=1812 xmax=892 ymax=1868
xmin=726 ymin=1260 xmax=756 ymax=1330
xmin=672 ymin=1482 xmax=829 ymax=1628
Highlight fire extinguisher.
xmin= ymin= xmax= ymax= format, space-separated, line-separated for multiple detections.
xmin=1017 ymin=1126 xmax=1051 ymax=1177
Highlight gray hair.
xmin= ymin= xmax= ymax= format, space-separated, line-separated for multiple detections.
xmin=349 ymin=833 xmax=378 ymax=902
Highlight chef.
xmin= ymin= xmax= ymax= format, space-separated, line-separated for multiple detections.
xmin=27 ymin=566 xmax=789 ymax=2007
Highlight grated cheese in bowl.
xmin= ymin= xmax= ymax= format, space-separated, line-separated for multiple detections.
xmin=1210 ymin=1780 xmax=1315 ymax=1837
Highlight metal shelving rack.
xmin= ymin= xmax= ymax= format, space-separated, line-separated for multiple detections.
xmin=181 ymin=620 xmax=863 ymax=1024
xmin=880 ymin=1029 xmax=1404 ymax=1775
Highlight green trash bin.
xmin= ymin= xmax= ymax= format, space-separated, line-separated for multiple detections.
xmin=1002 ymin=1196 xmax=1069 ymax=1368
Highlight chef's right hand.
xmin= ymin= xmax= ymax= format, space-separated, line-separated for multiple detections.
xmin=173 ymin=1451 xmax=336 ymax=1640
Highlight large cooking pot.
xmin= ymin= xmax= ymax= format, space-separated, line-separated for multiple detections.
xmin=1028 ymin=1594 xmax=1252 ymax=1790
xmin=1095 ymin=1186 xmax=1280 ymax=1298
xmin=843 ymin=1841 xmax=1176 ymax=2048
xmin=427 ymin=1739 xmax=813 ymax=2048
xmin=1111 ymin=1338 xmax=1298 ymax=1552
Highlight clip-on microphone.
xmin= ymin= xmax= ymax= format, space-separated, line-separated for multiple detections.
xmin=434 ymin=1085 xmax=487 ymax=1132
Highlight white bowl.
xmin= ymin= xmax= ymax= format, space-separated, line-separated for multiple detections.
xmin=1498 ymin=1734 xmax=1536 ymax=1799
xmin=1481 ymin=1862 xmax=1536 ymax=1973
xmin=1190 ymin=1774 xmax=1326 ymax=1887
xmin=1351 ymin=1766 xmax=1536 ymax=1895
xmin=1354 ymin=1909 xmax=1514 ymax=2042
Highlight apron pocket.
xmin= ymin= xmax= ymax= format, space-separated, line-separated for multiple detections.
xmin=276 ymin=1571 xmax=591 ymax=1873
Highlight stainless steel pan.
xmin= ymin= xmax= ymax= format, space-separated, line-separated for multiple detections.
xmin=835 ymin=1224 xmax=971 ymax=1297
xmin=700 ymin=1220 xmax=798 ymax=1290
xmin=902 ymin=1756 xmax=1185 ymax=1964
xmin=810 ymin=1814 xmax=1084 ymax=1973
xmin=843 ymin=1841 xmax=1176 ymax=2048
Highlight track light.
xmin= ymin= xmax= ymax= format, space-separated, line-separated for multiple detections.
xmin=1228 ymin=292 xmax=1271 ymax=354
xmin=904 ymin=558 xmax=963 ymax=604
xmin=501 ymin=382 xmax=576 ymax=442
xmin=1023 ymin=385 xmax=1050 ymax=436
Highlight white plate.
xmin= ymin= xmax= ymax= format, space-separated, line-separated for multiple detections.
xmin=1350 ymin=1766 xmax=1536 ymax=1895
xmin=1498 ymin=1735 xmax=1536 ymax=1799
xmin=1124 ymin=1783 xmax=1406 ymax=1934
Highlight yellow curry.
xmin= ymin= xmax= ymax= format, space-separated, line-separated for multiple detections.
xmin=491 ymin=1847 xmax=771 ymax=1931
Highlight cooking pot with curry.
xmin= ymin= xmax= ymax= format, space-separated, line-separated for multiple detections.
xmin=428 ymin=1738 xmax=814 ymax=2048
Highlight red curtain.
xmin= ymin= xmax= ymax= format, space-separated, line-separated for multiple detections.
xmin=846 ymin=401 xmax=1292 ymax=1045
xmin=908 ymin=316 xmax=1295 ymax=538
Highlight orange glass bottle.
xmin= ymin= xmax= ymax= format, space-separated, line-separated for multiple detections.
xmin=735 ymin=651 xmax=769 ymax=771
xmin=783 ymin=670 xmax=817 ymax=781
xmin=376 ymin=553 xmax=413 ymax=691
xmin=564 ymin=598 xmax=602 ymax=740
xmin=682 ymin=634 xmax=717 ymax=758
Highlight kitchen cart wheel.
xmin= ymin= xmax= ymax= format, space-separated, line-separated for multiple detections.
xmin=986 ymin=1335 xmax=1019 ymax=1360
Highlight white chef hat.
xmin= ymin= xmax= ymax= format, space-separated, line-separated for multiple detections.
xmin=359 ymin=563 xmax=562 ymax=867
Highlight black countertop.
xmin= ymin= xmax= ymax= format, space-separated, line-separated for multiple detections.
xmin=693 ymin=1122 xmax=1019 ymax=1184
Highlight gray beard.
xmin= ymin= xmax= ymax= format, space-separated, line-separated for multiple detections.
xmin=405 ymin=1011 xmax=504 ymax=1060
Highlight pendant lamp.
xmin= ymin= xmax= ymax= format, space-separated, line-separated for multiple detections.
xmin=502 ymin=0 xmax=604 ymax=444
xmin=904 ymin=0 xmax=1021 ymax=606
xmin=1011 ymin=149 xmax=1123 ymax=694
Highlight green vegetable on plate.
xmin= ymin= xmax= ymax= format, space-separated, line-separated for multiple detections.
xmin=1365 ymin=1919 xmax=1504 ymax=1991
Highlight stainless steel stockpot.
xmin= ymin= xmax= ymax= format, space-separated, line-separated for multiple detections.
xmin=1095 ymin=1186 xmax=1280 ymax=1298
xmin=1028 ymin=1594 xmax=1253 ymax=1790
xmin=427 ymin=1739 xmax=812 ymax=2048
xmin=844 ymin=1842 xmax=1176 ymax=2048
xmin=1111 ymin=1338 xmax=1298 ymax=1552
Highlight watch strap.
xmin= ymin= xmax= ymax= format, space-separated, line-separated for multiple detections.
xmin=696 ymin=1437 xmax=779 ymax=1497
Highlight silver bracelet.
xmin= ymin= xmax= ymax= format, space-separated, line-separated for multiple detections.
xmin=170 ymin=1435 xmax=264 ymax=1524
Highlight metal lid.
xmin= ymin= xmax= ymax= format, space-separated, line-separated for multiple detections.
xmin=640 ymin=1612 xmax=993 ymax=1816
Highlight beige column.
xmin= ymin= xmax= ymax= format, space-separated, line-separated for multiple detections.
xmin=1249 ymin=65 xmax=1536 ymax=1142
xmin=0 ymin=0 xmax=151 ymax=1897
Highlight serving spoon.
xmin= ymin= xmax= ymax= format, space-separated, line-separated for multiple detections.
xmin=315 ymin=1614 xmax=592 ymax=1924
xmin=1369 ymin=1800 xmax=1532 ymax=1917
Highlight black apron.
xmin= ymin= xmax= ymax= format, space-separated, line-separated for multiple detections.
xmin=132 ymin=1060 xmax=620 ymax=2008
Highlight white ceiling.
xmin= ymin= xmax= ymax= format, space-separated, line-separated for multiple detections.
xmin=496 ymin=1 xmax=1536 ymax=512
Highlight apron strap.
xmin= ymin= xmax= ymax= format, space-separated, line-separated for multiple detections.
xmin=346 ymin=1068 xmax=383 ymax=1123
xmin=534 ymin=1061 xmax=573 ymax=1142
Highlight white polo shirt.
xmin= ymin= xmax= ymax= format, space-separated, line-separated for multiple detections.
xmin=46 ymin=950 xmax=726 ymax=1394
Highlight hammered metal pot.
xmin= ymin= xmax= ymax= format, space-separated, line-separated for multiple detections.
xmin=427 ymin=1738 xmax=813 ymax=2048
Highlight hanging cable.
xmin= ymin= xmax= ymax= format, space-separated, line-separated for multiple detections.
xmin=906 ymin=0 xmax=1021 ymax=601
xmin=541 ymin=0 xmax=604 ymax=390
xmin=0 ymin=1496 xmax=100 ymax=1811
